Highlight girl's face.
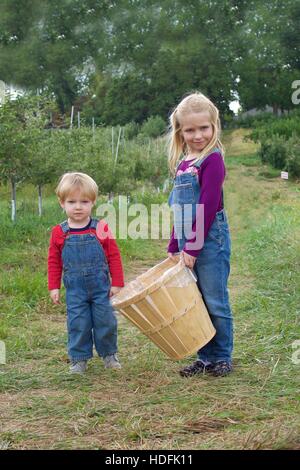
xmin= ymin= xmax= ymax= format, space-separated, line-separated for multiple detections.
xmin=60 ymin=189 xmax=94 ymax=226
xmin=180 ymin=112 xmax=214 ymax=156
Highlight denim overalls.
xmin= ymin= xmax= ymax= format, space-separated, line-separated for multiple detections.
xmin=168 ymin=151 xmax=233 ymax=363
xmin=61 ymin=218 xmax=117 ymax=362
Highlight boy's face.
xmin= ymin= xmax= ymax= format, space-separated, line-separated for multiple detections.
xmin=60 ymin=189 xmax=94 ymax=225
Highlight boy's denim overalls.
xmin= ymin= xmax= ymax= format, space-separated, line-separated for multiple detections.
xmin=168 ymin=151 xmax=233 ymax=363
xmin=61 ymin=218 xmax=117 ymax=361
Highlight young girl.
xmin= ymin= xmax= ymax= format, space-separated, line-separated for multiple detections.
xmin=48 ymin=172 xmax=124 ymax=374
xmin=167 ymin=92 xmax=233 ymax=377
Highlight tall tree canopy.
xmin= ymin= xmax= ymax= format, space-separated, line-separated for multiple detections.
xmin=0 ymin=0 xmax=298 ymax=121
xmin=235 ymin=0 xmax=299 ymax=113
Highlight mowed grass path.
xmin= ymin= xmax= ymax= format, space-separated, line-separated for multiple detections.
xmin=0 ymin=148 xmax=299 ymax=449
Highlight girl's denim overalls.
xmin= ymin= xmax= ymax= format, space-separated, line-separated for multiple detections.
xmin=61 ymin=218 xmax=117 ymax=361
xmin=168 ymin=152 xmax=233 ymax=363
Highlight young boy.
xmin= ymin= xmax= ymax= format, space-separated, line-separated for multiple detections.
xmin=48 ymin=172 xmax=124 ymax=374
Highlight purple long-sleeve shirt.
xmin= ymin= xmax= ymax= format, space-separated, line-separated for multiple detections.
xmin=168 ymin=151 xmax=225 ymax=257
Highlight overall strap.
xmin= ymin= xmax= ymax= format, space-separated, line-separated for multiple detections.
xmin=192 ymin=155 xmax=210 ymax=168
xmin=192 ymin=147 xmax=222 ymax=168
xmin=192 ymin=148 xmax=225 ymax=208
xmin=90 ymin=218 xmax=99 ymax=230
xmin=60 ymin=220 xmax=69 ymax=233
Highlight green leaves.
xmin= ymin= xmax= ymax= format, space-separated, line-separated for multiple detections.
xmin=0 ymin=1 xmax=299 ymax=121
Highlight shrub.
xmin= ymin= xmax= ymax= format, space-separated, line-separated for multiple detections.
xmin=235 ymin=112 xmax=278 ymax=129
xmin=258 ymin=135 xmax=288 ymax=169
xmin=139 ymin=115 xmax=166 ymax=139
xmin=286 ymin=136 xmax=300 ymax=178
xmin=123 ymin=121 xmax=140 ymax=140
xmin=258 ymin=134 xmax=300 ymax=178
xmin=249 ymin=114 xmax=300 ymax=143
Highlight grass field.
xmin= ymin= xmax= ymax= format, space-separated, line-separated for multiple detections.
xmin=0 ymin=131 xmax=299 ymax=449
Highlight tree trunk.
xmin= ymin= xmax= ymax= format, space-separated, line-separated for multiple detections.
xmin=56 ymin=92 xmax=65 ymax=114
xmin=272 ymin=104 xmax=279 ymax=116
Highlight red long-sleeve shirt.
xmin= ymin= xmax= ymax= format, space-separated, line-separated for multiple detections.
xmin=48 ymin=219 xmax=124 ymax=290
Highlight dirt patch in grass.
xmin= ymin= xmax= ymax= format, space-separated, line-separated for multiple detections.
xmin=124 ymin=258 xmax=166 ymax=283
xmin=183 ymin=417 xmax=238 ymax=434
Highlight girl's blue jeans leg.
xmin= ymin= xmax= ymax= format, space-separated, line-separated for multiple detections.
xmin=193 ymin=228 xmax=233 ymax=363
xmin=66 ymin=292 xmax=93 ymax=361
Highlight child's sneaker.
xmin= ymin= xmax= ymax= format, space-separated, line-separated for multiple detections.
xmin=103 ymin=354 xmax=121 ymax=369
xmin=210 ymin=361 xmax=232 ymax=377
xmin=69 ymin=360 xmax=87 ymax=374
xmin=179 ymin=360 xmax=213 ymax=377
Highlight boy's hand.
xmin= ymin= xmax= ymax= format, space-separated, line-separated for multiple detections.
xmin=110 ymin=286 xmax=122 ymax=297
xmin=181 ymin=251 xmax=196 ymax=269
xmin=50 ymin=289 xmax=60 ymax=304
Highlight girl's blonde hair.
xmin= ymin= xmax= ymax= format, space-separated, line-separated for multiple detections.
xmin=56 ymin=172 xmax=98 ymax=202
xmin=168 ymin=92 xmax=224 ymax=175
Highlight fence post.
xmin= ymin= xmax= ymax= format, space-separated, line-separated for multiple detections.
xmin=38 ymin=185 xmax=42 ymax=217
xmin=92 ymin=117 xmax=95 ymax=143
xmin=70 ymin=106 xmax=74 ymax=129
xmin=11 ymin=178 xmax=16 ymax=223
xmin=0 ymin=340 xmax=6 ymax=365
xmin=114 ymin=126 xmax=122 ymax=169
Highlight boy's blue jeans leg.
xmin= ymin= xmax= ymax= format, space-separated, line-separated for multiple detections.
xmin=66 ymin=292 xmax=93 ymax=361
xmin=66 ymin=293 xmax=117 ymax=360
xmin=193 ymin=224 xmax=233 ymax=363
xmin=91 ymin=293 xmax=118 ymax=358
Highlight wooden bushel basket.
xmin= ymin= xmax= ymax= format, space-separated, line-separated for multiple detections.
xmin=111 ymin=258 xmax=216 ymax=360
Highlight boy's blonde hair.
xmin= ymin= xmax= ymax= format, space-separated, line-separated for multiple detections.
xmin=56 ymin=172 xmax=98 ymax=202
xmin=168 ymin=92 xmax=224 ymax=175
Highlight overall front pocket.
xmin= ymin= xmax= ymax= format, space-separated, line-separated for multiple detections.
xmin=172 ymin=183 xmax=195 ymax=204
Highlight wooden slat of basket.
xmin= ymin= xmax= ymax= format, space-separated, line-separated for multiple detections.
xmin=142 ymin=297 xmax=199 ymax=357
xmin=119 ymin=304 xmax=153 ymax=332
xmin=170 ymin=307 xmax=210 ymax=345
xmin=120 ymin=307 xmax=180 ymax=358
xmin=133 ymin=296 xmax=167 ymax=330
xmin=149 ymin=330 xmax=188 ymax=359
xmin=143 ymin=298 xmax=198 ymax=335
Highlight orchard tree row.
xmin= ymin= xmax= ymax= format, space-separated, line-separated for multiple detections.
xmin=0 ymin=96 xmax=168 ymax=222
